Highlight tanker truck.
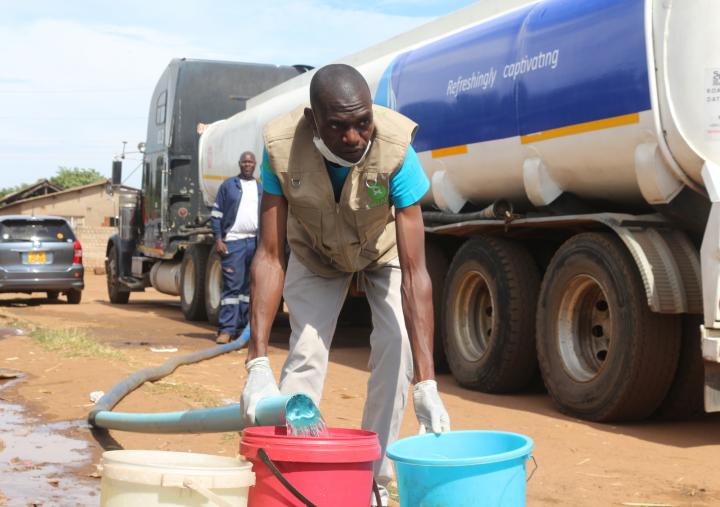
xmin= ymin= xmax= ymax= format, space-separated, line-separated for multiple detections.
xmin=110 ymin=0 xmax=720 ymax=422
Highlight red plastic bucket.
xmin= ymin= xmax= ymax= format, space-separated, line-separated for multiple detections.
xmin=240 ymin=426 xmax=380 ymax=507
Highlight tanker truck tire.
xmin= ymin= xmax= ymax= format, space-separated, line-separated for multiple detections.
xmin=204 ymin=249 xmax=222 ymax=326
xmin=180 ymin=244 xmax=210 ymax=321
xmin=425 ymin=238 xmax=450 ymax=371
xmin=107 ymin=245 xmax=129 ymax=304
xmin=443 ymin=237 xmax=540 ymax=393
xmin=653 ymin=314 xmax=705 ymax=420
xmin=536 ymin=233 xmax=681 ymax=422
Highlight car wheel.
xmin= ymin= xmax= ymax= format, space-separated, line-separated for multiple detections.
xmin=107 ymin=245 xmax=130 ymax=304
xmin=46 ymin=291 xmax=59 ymax=301
xmin=181 ymin=244 xmax=210 ymax=321
xmin=66 ymin=289 xmax=82 ymax=304
xmin=537 ymin=232 xmax=681 ymax=421
xmin=443 ymin=237 xmax=540 ymax=393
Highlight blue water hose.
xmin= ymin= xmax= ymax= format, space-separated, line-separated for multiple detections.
xmin=88 ymin=325 xmax=251 ymax=433
xmin=93 ymin=404 xmax=245 ymax=433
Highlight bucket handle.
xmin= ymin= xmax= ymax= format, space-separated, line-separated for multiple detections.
xmin=257 ymin=448 xmax=317 ymax=507
xmin=372 ymin=480 xmax=383 ymax=506
xmin=527 ymin=456 xmax=538 ymax=483
xmin=257 ymin=448 xmax=384 ymax=507
xmin=182 ymin=478 xmax=235 ymax=507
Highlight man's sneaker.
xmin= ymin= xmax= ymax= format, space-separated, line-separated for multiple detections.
xmin=216 ymin=332 xmax=232 ymax=344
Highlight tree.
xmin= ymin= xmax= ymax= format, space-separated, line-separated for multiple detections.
xmin=0 ymin=183 xmax=31 ymax=199
xmin=50 ymin=167 xmax=104 ymax=189
xmin=0 ymin=167 xmax=105 ymax=200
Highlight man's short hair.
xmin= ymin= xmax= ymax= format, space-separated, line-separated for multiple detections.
xmin=239 ymin=151 xmax=255 ymax=163
xmin=309 ymin=64 xmax=370 ymax=113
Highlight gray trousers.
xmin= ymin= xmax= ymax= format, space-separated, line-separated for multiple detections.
xmin=279 ymin=254 xmax=414 ymax=485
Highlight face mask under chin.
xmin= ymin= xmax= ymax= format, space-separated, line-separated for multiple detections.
xmin=312 ymin=134 xmax=372 ymax=167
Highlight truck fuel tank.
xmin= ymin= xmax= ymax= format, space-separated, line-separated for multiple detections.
xmin=149 ymin=261 xmax=181 ymax=296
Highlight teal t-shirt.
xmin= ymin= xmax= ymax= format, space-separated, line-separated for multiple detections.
xmin=260 ymin=145 xmax=429 ymax=208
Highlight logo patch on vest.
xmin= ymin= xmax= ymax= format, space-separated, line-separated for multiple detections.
xmin=367 ymin=183 xmax=389 ymax=208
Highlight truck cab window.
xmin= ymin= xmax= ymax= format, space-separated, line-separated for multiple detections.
xmin=156 ymin=91 xmax=167 ymax=125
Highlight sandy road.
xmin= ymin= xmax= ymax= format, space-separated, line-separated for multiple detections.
xmin=1 ymin=274 xmax=720 ymax=506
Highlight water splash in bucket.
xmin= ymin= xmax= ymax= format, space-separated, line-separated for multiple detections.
xmin=254 ymin=393 xmax=329 ymax=437
xmin=285 ymin=394 xmax=328 ymax=437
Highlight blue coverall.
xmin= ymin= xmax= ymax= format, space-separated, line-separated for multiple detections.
xmin=210 ymin=176 xmax=262 ymax=337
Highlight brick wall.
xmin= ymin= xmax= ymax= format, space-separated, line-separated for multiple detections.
xmin=74 ymin=226 xmax=114 ymax=270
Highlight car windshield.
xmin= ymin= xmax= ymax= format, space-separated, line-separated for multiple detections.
xmin=0 ymin=220 xmax=75 ymax=242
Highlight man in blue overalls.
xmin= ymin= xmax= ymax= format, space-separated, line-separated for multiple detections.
xmin=211 ymin=151 xmax=262 ymax=344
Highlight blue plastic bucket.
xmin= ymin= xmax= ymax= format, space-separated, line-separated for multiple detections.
xmin=387 ymin=430 xmax=534 ymax=507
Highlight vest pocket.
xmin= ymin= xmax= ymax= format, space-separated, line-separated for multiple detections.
xmin=354 ymin=206 xmax=391 ymax=257
xmin=289 ymin=204 xmax=322 ymax=249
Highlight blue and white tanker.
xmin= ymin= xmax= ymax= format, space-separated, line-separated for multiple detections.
xmin=198 ymin=0 xmax=720 ymax=422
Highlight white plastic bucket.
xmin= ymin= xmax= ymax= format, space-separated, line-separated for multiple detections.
xmin=99 ymin=450 xmax=255 ymax=507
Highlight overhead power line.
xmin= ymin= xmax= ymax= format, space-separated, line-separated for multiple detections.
xmin=122 ymin=161 xmax=144 ymax=185
xmin=0 ymin=88 xmax=148 ymax=94
xmin=0 ymin=116 xmax=146 ymax=121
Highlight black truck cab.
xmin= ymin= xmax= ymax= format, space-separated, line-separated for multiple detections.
xmin=107 ymin=59 xmax=306 ymax=319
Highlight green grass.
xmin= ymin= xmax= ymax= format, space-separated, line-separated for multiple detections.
xmin=31 ymin=327 xmax=125 ymax=360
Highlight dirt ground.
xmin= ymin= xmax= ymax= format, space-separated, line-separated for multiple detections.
xmin=1 ymin=274 xmax=720 ymax=506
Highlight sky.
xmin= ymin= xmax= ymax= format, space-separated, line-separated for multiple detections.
xmin=0 ymin=0 xmax=476 ymax=190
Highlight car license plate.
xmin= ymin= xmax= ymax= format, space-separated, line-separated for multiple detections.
xmin=28 ymin=251 xmax=46 ymax=264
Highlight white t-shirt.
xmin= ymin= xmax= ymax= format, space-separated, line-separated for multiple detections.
xmin=225 ymin=179 xmax=259 ymax=241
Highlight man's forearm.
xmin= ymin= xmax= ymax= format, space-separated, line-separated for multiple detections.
xmin=247 ymin=250 xmax=285 ymax=361
xmin=210 ymin=218 xmax=222 ymax=240
xmin=401 ymin=267 xmax=436 ymax=383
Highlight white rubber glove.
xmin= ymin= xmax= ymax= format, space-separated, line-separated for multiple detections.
xmin=413 ymin=379 xmax=451 ymax=434
xmin=240 ymin=357 xmax=280 ymax=427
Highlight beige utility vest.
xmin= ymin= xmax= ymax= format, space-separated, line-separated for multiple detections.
xmin=264 ymin=105 xmax=418 ymax=277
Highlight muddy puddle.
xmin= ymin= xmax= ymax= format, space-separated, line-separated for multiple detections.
xmin=0 ymin=374 xmax=100 ymax=506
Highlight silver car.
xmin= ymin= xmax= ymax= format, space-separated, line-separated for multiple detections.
xmin=0 ymin=215 xmax=84 ymax=303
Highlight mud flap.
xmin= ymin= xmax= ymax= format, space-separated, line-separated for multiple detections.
xmin=704 ymin=362 xmax=720 ymax=412
xmin=702 ymin=326 xmax=720 ymax=412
